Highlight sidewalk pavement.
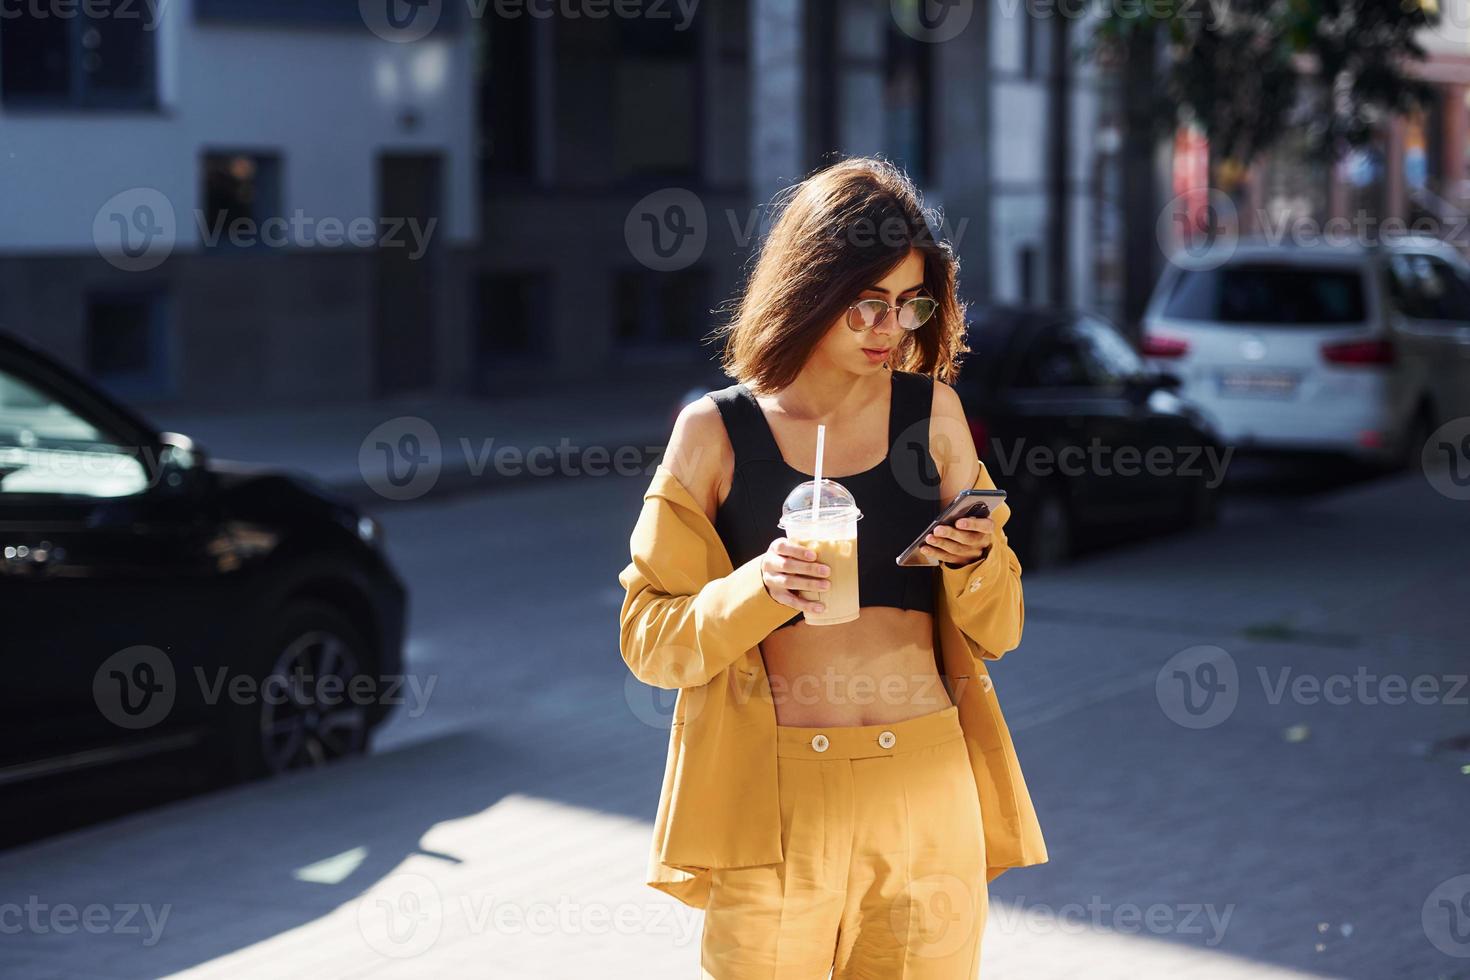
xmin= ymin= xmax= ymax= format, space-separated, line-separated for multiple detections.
xmin=1 ymin=465 xmax=1466 ymax=977
xmin=149 ymin=373 xmax=702 ymax=507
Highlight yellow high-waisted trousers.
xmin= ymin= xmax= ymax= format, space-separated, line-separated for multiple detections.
xmin=700 ymin=704 xmax=987 ymax=979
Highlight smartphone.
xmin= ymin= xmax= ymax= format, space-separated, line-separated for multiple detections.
xmin=894 ymin=489 xmax=1007 ymax=567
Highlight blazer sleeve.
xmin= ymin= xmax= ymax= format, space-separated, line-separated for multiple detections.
xmin=617 ymin=493 xmax=796 ymax=690
xmin=937 ymin=459 xmax=1025 ymax=660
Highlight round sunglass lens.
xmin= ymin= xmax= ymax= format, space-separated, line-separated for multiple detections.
xmin=850 ymin=299 xmax=889 ymax=329
xmin=899 ymin=298 xmax=936 ymax=330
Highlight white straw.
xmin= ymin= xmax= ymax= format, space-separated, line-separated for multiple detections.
xmin=812 ymin=424 xmax=825 ymax=521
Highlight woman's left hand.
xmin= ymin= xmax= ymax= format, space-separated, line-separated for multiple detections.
xmin=922 ymin=516 xmax=994 ymax=567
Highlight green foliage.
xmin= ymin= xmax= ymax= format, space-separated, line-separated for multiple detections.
xmin=1091 ymin=0 xmax=1436 ymax=166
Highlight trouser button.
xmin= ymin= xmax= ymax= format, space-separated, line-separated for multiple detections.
xmin=877 ymin=730 xmax=896 ymax=748
xmin=811 ymin=734 xmax=829 ymax=752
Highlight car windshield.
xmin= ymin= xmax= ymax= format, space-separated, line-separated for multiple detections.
xmin=1384 ymin=252 xmax=1470 ymax=322
xmin=1162 ymin=263 xmax=1367 ymax=325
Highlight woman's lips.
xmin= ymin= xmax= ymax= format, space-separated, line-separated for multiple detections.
xmin=861 ymin=347 xmax=890 ymax=362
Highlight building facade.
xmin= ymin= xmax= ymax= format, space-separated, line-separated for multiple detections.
xmin=1 ymin=0 xmax=1109 ymax=407
xmin=471 ymin=0 xmax=1114 ymax=393
xmin=0 ymin=0 xmax=477 ymax=408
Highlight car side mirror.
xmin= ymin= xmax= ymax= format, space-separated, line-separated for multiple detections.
xmin=151 ymin=431 xmax=209 ymax=495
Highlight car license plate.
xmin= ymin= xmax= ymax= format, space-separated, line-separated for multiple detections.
xmin=1216 ymin=369 xmax=1300 ymax=398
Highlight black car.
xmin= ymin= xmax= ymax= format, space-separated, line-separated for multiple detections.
xmin=954 ymin=306 xmax=1223 ymax=568
xmin=673 ymin=306 xmax=1222 ymax=570
xmin=0 ymin=331 xmax=407 ymax=789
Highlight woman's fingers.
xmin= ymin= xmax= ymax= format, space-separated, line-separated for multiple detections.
xmin=926 ymin=518 xmax=992 ymax=562
xmin=765 ymin=538 xmax=832 ymax=611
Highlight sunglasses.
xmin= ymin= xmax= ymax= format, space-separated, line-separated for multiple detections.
xmin=845 ymin=296 xmax=937 ymax=332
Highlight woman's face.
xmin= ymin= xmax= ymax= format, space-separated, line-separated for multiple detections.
xmin=813 ymin=247 xmax=927 ymax=376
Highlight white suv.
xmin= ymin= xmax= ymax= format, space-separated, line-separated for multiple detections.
xmin=1141 ymin=237 xmax=1470 ymax=464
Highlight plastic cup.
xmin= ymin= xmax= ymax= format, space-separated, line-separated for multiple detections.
xmin=778 ymin=479 xmax=862 ymax=626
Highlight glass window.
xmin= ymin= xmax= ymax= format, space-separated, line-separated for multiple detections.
xmin=1072 ymin=316 xmax=1143 ymax=384
xmin=86 ymin=291 xmax=171 ymax=400
xmin=1385 ymin=253 xmax=1470 ymax=322
xmin=1014 ymin=326 xmax=1090 ymax=388
xmin=201 ymin=152 xmax=283 ymax=249
xmin=0 ymin=370 xmax=148 ymax=498
xmin=885 ymin=19 xmax=931 ymax=184
xmin=475 ymin=272 xmax=547 ymax=362
xmin=614 ymin=268 xmax=708 ymax=346
xmin=0 ymin=5 xmax=156 ymax=108
xmin=1163 ymin=264 xmax=1367 ymax=325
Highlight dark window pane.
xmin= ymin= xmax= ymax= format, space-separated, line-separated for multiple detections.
xmin=484 ymin=13 xmax=535 ymax=177
xmin=475 ymin=273 xmax=545 ymax=361
xmin=1164 ymin=264 xmax=1367 ymax=325
xmin=1386 ymin=253 xmax=1470 ymax=322
xmin=884 ymin=22 xmax=931 ymax=185
xmin=1 ymin=12 xmax=71 ymax=100
xmin=201 ymin=153 xmax=282 ymax=246
xmin=1072 ymin=317 xmax=1142 ymax=384
xmin=615 ymin=269 xmax=708 ymax=346
xmin=83 ymin=12 xmax=153 ymax=97
xmin=1015 ymin=327 xmax=1089 ymax=388
xmin=87 ymin=295 xmax=155 ymax=377
xmin=195 ymin=0 xmax=379 ymax=27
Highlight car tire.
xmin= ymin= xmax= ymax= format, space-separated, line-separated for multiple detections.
xmin=1009 ymin=480 xmax=1071 ymax=572
xmin=1186 ymin=471 xmax=1221 ymax=528
xmin=1397 ymin=404 xmax=1436 ymax=472
xmin=222 ymin=599 xmax=375 ymax=782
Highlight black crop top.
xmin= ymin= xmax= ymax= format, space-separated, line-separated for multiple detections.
xmin=708 ymin=368 xmax=943 ymax=630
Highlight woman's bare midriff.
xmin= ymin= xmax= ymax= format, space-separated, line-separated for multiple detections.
xmin=759 ymin=606 xmax=953 ymax=727
xmin=704 ymin=402 xmax=953 ymax=728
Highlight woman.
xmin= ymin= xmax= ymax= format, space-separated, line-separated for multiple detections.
xmin=617 ymin=156 xmax=1046 ymax=978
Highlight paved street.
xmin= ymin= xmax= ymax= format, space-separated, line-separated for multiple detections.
xmin=1 ymin=459 xmax=1467 ymax=978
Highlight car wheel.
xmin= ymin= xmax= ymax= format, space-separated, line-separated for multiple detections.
xmin=1397 ymin=404 xmax=1436 ymax=472
xmin=1187 ymin=472 xmax=1221 ymax=528
xmin=224 ymin=599 xmax=374 ymax=781
xmin=1011 ymin=481 xmax=1071 ymax=572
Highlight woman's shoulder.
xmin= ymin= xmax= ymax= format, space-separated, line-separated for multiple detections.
xmin=891 ymin=368 xmax=962 ymax=418
xmin=665 ymin=392 xmax=735 ymax=522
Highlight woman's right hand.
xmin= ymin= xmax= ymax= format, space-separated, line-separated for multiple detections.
xmin=761 ymin=538 xmax=831 ymax=614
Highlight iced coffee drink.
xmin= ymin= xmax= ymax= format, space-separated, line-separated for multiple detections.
xmin=778 ymin=479 xmax=862 ymax=626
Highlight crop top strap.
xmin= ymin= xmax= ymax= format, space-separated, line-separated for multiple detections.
xmin=888 ymin=369 xmax=943 ymax=494
xmin=706 ymin=383 xmax=785 ymax=463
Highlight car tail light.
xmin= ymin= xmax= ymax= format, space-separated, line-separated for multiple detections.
xmin=1321 ymin=338 xmax=1395 ymax=366
xmin=1141 ymin=332 xmax=1189 ymax=358
xmin=969 ymin=416 xmax=990 ymax=458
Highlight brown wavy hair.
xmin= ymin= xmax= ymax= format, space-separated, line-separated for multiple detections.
xmin=711 ymin=156 xmax=969 ymax=394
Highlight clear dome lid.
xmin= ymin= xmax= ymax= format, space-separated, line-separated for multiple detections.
xmin=777 ymin=478 xmax=862 ymax=528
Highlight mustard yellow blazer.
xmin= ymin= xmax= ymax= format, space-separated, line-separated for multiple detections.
xmin=617 ymin=459 xmax=1048 ymax=909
